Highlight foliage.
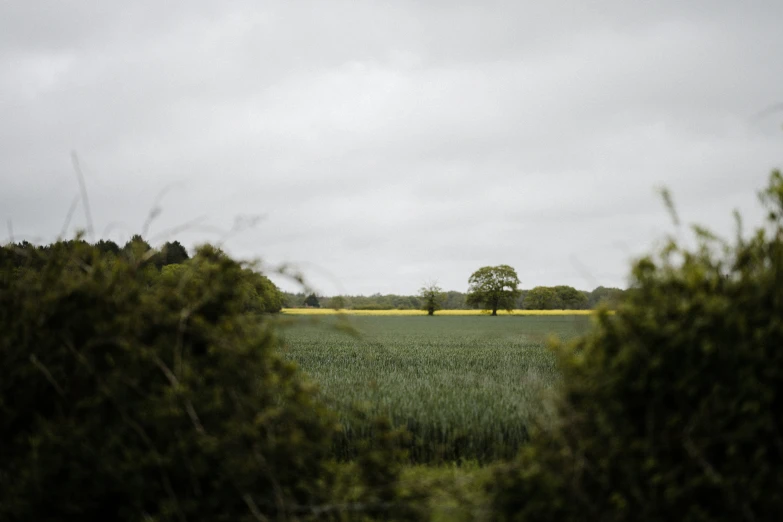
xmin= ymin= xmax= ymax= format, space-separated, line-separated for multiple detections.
xmin=586 ymin=285 xmax=626 ymax=308
xmin=397 ymin=462 xmax=495 ymax=522
xmin=419 ymin=282 xmax=445 ymax=315
xmin=442 ymin=290 xmax=467 ymax=309
xmin=292 ymin=287 xmax=619 ymax=312
xmin=121 ymin=233 xmax=153 ymax=262
xmin=466 ymin=265 xmax=521 ymax=316
xmin=524 ymin=285 xmax=589 ymax=310
xmin=282 ymin=291 xmax=302 ymax=307
xmin=95 ymin=239 xmax=121 ymax=256
xmin=304 ymin=293 xmax=321 ymax=308
xmin=1 ymin=237 xmax=282 ymax=314
xmin=0 ymin=240 xmax=334 ymax=521
xmin=345 ymin=294 xmax=422 ymax=311
xmin=159 ymin=240 xmax=190 ymax=266
xmin=523 ymin=286 xmax=557 ymax=309
xmin=238 ymin=266 xmax=284 ymax=314
xmin=352 ymin=416 xmax=428 ymax=520
xmin=282 ymin=315 xmax=590 ymax=462
xmin=330 ymin=295 xmax=346 ymax=310
xmin=553 ymin=285 xmax=588 ymax=309
xmin=489 ymin=171 xmax=783 ymax=521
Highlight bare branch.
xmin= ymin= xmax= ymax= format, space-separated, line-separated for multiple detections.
xmin=59 ymin=196 xmax=81 ymax=240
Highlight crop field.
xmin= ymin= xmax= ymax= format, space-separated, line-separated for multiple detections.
xmin=279 ymin=314 xmax=593 ymax=462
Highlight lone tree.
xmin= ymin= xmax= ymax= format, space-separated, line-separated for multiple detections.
xmin=466 ymin=265 xmax=521 ymax=316
xmin=419 ymin=282 xmax=445 ymax=316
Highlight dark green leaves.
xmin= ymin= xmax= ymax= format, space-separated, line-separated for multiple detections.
xmin=466 ymin=265 xmax=521 ymax=315
xmin=489 ymin=170 xmax=783 ymax=521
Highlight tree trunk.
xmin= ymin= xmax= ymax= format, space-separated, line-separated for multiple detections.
xmin=491 ymin=308 xmax=497 ymax=316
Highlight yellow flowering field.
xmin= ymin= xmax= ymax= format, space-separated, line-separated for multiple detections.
xmin=281 ymin=308 xmax=598 ymax=316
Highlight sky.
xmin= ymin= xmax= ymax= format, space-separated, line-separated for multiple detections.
xmin=2 ymin=1 xmax=782 ymax=296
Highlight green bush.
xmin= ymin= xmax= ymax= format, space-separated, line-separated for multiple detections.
xmin=0 ymin=240 xmax=336 ymax=520
xmin=490 ymin=171 xmax=783 ymax=521
xmin=331 ymin=415 xmax=429 ymax=521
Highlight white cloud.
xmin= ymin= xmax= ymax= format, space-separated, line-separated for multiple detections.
xmin=1 ymin=1 xmax=781 ymax=295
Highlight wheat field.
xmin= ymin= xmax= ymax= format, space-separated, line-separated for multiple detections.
xmin=279 ymin=314 xmax=593 ymax=462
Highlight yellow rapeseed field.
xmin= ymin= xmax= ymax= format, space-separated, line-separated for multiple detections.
xmin=281 ymin=308 xmax=598 ymax=316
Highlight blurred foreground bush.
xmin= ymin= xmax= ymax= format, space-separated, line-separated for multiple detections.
xmin=490 ymin=171 xmax=783 ymax=521
xmin=0 ymin=241 xmax=334 ymax=520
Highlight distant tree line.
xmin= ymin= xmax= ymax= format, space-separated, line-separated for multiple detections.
xmin=1 ymin=235 xmax=284 ymax=314
xmin=3 ymin=234 xmax=190 ymax=270
xmin=283 ymin=285 xmax=626 ymax=311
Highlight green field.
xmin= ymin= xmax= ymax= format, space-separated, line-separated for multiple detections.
xmin=279 ymin=315 xmax=592 ymax=462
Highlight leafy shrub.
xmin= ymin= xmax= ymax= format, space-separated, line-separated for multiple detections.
xmin=490 ymin=171 xmax=783 ymax=521
xmin=330 ymin=415 xmax=429 ymax=521
xmin=0 ymin=240 xmax=335 ymax=521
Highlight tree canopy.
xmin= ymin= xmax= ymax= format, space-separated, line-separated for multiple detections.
xmin=587 ymin=286 xmax=626 ymax=308
xmin=466 ymin=265 xmax=521 ymax=316
xmin=524 ymin=285 xmax=589 ymax=310
xmin=159 ymin=240 xmax=190 ymax=266
xmin=418 ymin=282 xmax=445 ymax=316
xmin=304 ymin=293 xmax=321 ymax=308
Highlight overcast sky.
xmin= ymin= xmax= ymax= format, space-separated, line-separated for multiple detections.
xmin=2 ymin=1 xmax=782 ymax=295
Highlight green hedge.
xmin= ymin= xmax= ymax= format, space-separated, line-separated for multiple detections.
xmin=490 ymin=171 xmax=783 ymax=521
xmin=0 ymin=241 xmax=334 ymax=520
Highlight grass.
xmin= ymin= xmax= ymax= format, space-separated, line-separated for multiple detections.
xmin=399 ymin=462 xmax=495 ymax=521
xmin=279 ymin=315 xmax=592 ymax=462
xmin=330 ymin=459 xmax=494 ymax=521
xmin=282 ymin=308 xmax=598 ymax=316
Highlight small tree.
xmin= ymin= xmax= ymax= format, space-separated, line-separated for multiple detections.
xmin=466 ymin=265 xmax=521 ymax=316
xmin=304 ymin=292 xmax=321 ymax=308
xmin=419 ymin=282 xmax=445 ymax=316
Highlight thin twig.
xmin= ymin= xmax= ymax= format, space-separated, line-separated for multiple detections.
xmin=252 ymin=448 xmax=288 ymax=521
xmin=151 ymin=353 xmax=206 ymax=435
xmin=242 ymin=493 xmax=271 ymax=522
xmin=148 ymin=215 xmax=209 ymax=243
xmin=29 ymin=354 xmax=65 ymax=396
xmin=174 ymin=307 xmax=192 ymax=379
xmin=71 ymin=151 xmax=94 ymax=241
xmin=59 ymin=196 xmax=81 ymax=240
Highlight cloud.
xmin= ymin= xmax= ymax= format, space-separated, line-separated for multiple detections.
xmin=1 ymin=1 xmax=781 ymax=295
